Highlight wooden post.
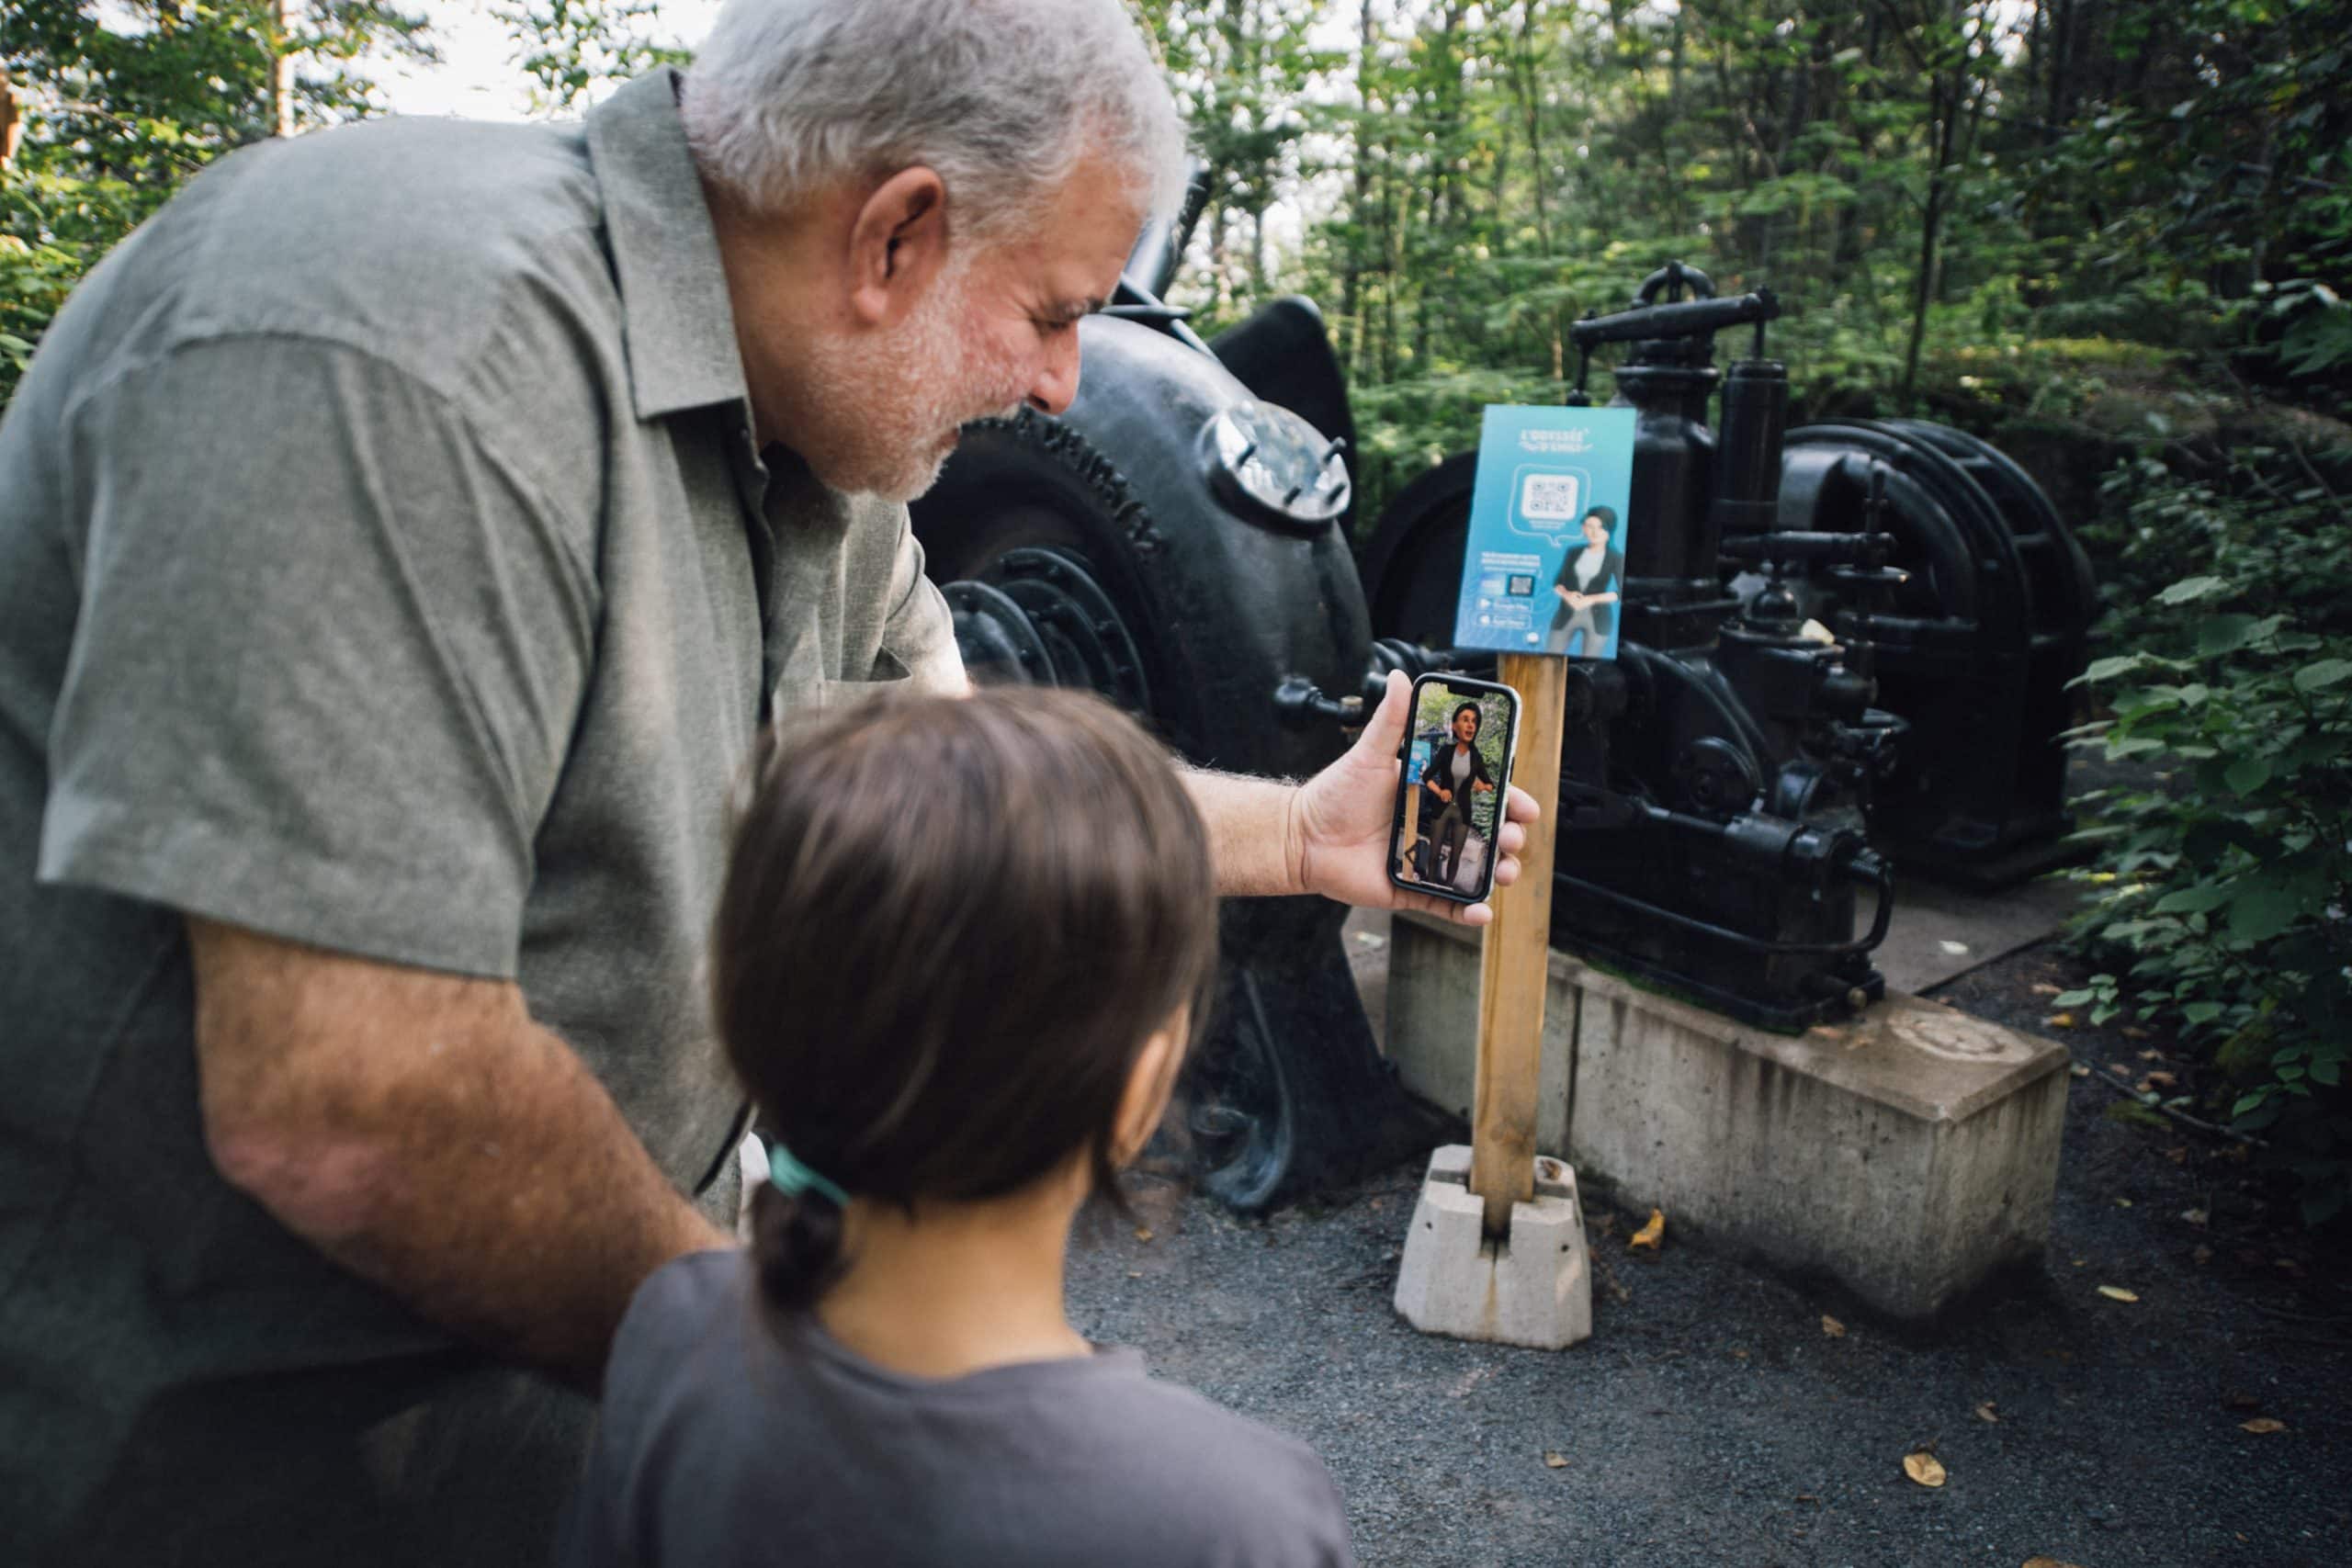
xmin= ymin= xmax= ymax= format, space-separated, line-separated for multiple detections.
xmin=1468 ymin=652 xmax=1567 ymax=1235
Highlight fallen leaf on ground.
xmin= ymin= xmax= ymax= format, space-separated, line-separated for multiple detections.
xmin=2097 ymin=1285 xmax=2140 ymax=1303
xmin=1629 ymin=1209 xmax=1666 ymax=1250
xmin=1543 ymin=1451 xmax=1569 ymax=1468
xmin=1126 ymin=1269 xmax=1142 ymax=1279
xmin=1794 ymin=1493 xmax=1819 ymax=1504
xmin=1134 ymin=1226 xmax=1154 ymax=1243
xmin=2114 ymin=1198 xmax=2133 ymax=1209
xmin=2122 ymin=1025 xmax=2153 ymax=1039
xmin=2023 ymin=1558 xmax=2087 ymax=1567
xmin=2030 ymin=982 xmax=2064 ymax=997
xmin=1938 ymin=940 xmax=1971 ymax=955
xmin=1974 ymin=1402 xmax=1999 ymax=1423
xmin=2241 ymin=1417 xmax=2287 ymax=1434
xmin=2192 ymin=1245 xmax=2213 ymax=1266
xmin=2165 ymin=1145 xmax=2189 ymax=1164
xmin=2046 ymin=1012 xmax=2076 ymax=1028
xmin=2181 ymin=1209 xmax=2209 ymax=1226
xmin=2107 ymin=1062 xmax=2131 ymax=1075
xmin=2140 ymin=1071 xmax=2177 ymax=1092
xmin=1731 ymin=1348 xmax=1749 ymax=1360
xmin=1821 ymin=1314 xmax=1847 ymax=1338
xmin=2069 ymin=1064 xmax=2091 ymax=1078
xmin=2137 ymin=1047 xmax=2164 ymax=1059
xmin=2224 ymin=1392 xmax=2261 ymax=1411
xmin=1902 ymin=1451 xmax=1947 ymax=1487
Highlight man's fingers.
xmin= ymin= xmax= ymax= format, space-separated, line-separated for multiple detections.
xmin=1491 ymin=852 xmax=1520 ymax=888
xmin=1354 ymin=669 xmax=1410 ymax=762
xmin=1497 ymin=818 xmax=1527 ymax=857
xmin=1402 ymin=888 xmax=1493 ymax=927
xmin=1502 ymin=784 xmax=1540 ymax=825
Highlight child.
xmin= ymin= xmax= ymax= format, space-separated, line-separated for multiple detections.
xmin=559 ymin=688 xmax=1357 ymax=1567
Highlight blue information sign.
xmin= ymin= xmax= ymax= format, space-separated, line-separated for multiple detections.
xmin=1452 ymin=405 xmax=1638 ymax=659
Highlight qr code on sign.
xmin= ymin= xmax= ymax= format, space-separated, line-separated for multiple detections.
xmin=1519 ymin=472 xmax=1581 ymax=523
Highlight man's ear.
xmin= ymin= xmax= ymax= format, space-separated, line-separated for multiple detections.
xmin=846 ymin=166 xmax=951 ymax=328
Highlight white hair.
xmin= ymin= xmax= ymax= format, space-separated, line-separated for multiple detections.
xmin=682 ymin=0 xmax=1189 ymax=240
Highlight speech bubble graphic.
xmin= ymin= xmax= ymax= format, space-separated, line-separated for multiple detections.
xmin=1509 ymin=464 xmax=1592 ymax=537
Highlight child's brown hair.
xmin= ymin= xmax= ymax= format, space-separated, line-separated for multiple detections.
xmin=712 ymin=686 xmax=1218 ymax=1312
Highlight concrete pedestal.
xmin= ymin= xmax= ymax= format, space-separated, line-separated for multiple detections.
xmin=1385 ymin=914 xmax=2068 ymax=1324
xmin=1394 ymin=1146 xmax=1592 ymax=1349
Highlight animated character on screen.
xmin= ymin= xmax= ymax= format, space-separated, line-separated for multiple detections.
xmin=1419 ymin=702 xmax=1497 ymax=886
xmin=1547 ymin=505 xmax=1623 ymax=657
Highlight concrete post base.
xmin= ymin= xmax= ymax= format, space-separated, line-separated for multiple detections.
xmin=1384 ymin=914 xmax=2070 ymax=1325
xmin=1393 ymin=1145 xmax=1593 ymax=1349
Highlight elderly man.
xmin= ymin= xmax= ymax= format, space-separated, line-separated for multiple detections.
xmin=0 ymin=0 xmax=1530 ymax=1562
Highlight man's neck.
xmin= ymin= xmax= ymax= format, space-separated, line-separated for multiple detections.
xmin=816 ymin=1175 xmax=1092 ymax=1380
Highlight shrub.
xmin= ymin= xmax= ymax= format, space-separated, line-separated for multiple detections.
xmin=2064 ymin=454 xmax=2352 ymax=1226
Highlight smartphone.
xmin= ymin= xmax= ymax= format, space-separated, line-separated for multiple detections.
xmin=1387 ymin=672 xmax=1521 ymax=905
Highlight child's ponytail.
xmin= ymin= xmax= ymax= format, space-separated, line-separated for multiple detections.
xmin=746 ymin=1181 xmax=847 ymax=1314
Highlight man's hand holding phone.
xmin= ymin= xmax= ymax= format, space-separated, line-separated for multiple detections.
xmin=1285 ymin=671 xmax=1536 ymax=927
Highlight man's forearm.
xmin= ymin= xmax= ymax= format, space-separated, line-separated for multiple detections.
xmin=319 ymin=1014 xmax=729 ymax=1383
xmin=1181 ymin=765 xmax=1307 ymax=897
xmin=193 ymin=922 xmax=729 ymax=1387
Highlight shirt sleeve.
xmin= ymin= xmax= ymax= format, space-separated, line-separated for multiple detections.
xmin=875 ymin=515 xmax=966 ymax=694
xmin=37 ymin=335 xmax=596 ymax=979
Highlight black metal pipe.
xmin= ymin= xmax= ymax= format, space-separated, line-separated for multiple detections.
xmin=1554 ymin=834 xmax=1894 ymax=960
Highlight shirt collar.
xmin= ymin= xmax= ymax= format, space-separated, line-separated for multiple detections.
xmin=585 ymin=70 xmax=750 ymax=422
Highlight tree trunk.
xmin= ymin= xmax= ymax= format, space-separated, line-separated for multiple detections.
xmin=272 ymin=0 xmax=300 ymax=137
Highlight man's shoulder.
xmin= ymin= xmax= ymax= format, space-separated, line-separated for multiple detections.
xmin=65 ymin=116 xmax=618 ymax=412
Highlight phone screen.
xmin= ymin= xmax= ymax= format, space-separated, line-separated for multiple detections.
xmin=1389 ymin=676 xmax=1518 ymax=903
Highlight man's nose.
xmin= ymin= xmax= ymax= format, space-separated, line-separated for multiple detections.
xmin=1023 ymin=332 xmax=1082 ymax=416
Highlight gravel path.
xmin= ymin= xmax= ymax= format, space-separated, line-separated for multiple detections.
xmin=1067 ymin=942 xmax=2351 ymax=1568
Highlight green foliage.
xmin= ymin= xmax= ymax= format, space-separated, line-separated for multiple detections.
xmin=1125 ymin=0 xmax=2352 ymax=498
xmin=2064 ymin=446 xmax=2352 ymax=1226
xmin=491 ymin=0 xmax=688 ymax=118
xmin=1 ymin=1 xmax=432 ymax=406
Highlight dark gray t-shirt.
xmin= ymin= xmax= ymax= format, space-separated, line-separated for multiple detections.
xmin=0 ymin=71 xmax=956 ymax=1563
xmin=561 ymin=1250 xmax=1358 ymax=1568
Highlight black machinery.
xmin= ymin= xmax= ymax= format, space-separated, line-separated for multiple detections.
xmin=1359 ymin=264 xmax=2098 ymax=1025
xmin=909 ymin=221 xmax=1430 ymax=1210
xmin=910 ymin=238 xmax=2095 ymax=1199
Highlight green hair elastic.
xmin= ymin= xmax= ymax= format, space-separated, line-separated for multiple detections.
xmin=767 ymin=1142 xmax=850 ymax=1208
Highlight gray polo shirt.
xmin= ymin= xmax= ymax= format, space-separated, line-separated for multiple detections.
xmin=0 ymin=70 xmax=957 ymax=1562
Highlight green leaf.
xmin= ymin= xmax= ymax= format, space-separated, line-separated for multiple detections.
xmin=2224 ymin=756 xmax=2273 ymax=795
xmin=2181 ymin=999 xmax=2225 ymax=1024
xmin=2153 ymin=885 xmax=2233 ymax=915
xmin=2291 ymin=659 xmax=2352 ymax=694
xmin=2077 ymin=653 xmax=2151 ymax=686
xmin=2197 ymin=615 xmax=2258 ymax=657
xmin=2157 ymin=575 xmax=2231 ymax=606
xmin=2052 ymin=988 xmax=2097 ymax=1007
xmin=2228 ymin=882 xmax=2308 ymax=942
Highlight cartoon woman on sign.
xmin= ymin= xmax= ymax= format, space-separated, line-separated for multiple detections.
xmin=1546 ymin=504 xmax=1623 ymax=658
